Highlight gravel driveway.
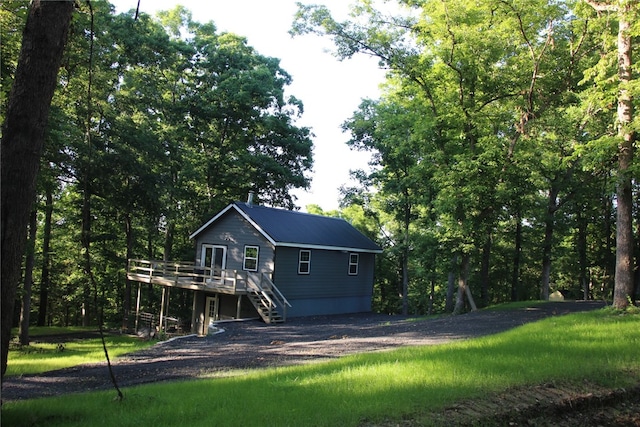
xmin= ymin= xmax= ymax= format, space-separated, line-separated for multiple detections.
xmin=1 ymin=301 xmax=605 ymax=402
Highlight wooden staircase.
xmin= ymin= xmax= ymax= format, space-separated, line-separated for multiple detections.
xmin=245 ymin=273 xmax=290 ymax=324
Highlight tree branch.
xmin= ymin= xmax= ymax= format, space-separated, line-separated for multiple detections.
xmin=584 ymin=0 xmax=619 ymax=13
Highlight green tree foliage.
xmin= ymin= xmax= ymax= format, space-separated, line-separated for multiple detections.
xmin=3 ymin=3 xmax=313 ymax=331
xmin=583 ymin=0 xmax=639 ymax=309
xmin=0 ymin=1 xmax=28 ymax=121
xmin=294 ymin=0 xmax=638 ymax=313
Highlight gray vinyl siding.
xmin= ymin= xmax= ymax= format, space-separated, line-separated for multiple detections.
xmin=193 ymin=211 xmax=274 ymax=274
xmin=191 ymin=208 xmax=377 ymax=319
xmin=274 ymin=247 xmax=375 ymax=298
xmin=273 ymin=247 xmax=375 ymax=314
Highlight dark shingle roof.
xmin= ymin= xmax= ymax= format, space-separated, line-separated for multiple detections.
xmin=191 ymin=202 xmax=382 ymax=253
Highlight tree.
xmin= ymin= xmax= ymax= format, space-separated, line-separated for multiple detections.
xmin=584 ymin=0 xmax=637 ymax=309
xmin=343 ymin=93 xmax=434 ymax=315
xmin=18 ymin=207 xmax=37 ymax=345
xmin=293 ymin=0 xmax=606 ymax=312
xmin=1 ymin=0 xmax=74 ymax=380
xmin=1 ymin=3 xmax=314 ymax=337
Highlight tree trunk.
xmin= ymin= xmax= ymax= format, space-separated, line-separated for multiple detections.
xmin=19 ymin=208 xmax=37 ymax=346
xmin=37 ymin=189 xmax=53 ymax=326
xmin=81 ymin=194 xmax=92 ymax=328
xmin=401 ymin=196 xmax=411 ymax=316
xmin=602 ymin=183 xmax=615 ymax=297
xmin=0 ymin=0 xmax=74 ymax=381
xmin=428 ymin=278 xmax=435 ymax=315
xmin=445 ymin=255 xmax=457 ymax=312
xmin=612 ymin=10 xmax=635 ymax=309
xmin=401 ymin=252 xmax=409 ymax=316
xmin=635 ymin=193 xmax=640 ymax=301
xmin=164 ymin=220 xmax=175 ymax=262
xmin=123 ymin=213 xmax=134 ymax=330
xmin=577 ymin=209 xmax=589 ymax=300
xmin=454 ymin=253 xmax=471 ymax=314
xmin=511 ymin=212 xmax=523 ymax=301
xmin=479 ymin=232 xmax=491 ymax=307
xmin=147 ymin=229 xmax=155 ymax=308
xmin=540 ymin=185 xmax=559 ymax=300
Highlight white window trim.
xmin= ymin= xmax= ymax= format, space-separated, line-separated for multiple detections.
xmin=348 ymin=253 xmax=359 ymax=275
xmin=243 ymin=245 xmax=259 ymax=271
xmin=298 ymin=249 xmax=311 ymax=275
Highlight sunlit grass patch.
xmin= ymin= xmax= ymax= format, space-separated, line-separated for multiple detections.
xmin=7 ymin=334 xmax=156 ymax=376
xmin=3 ymin=309 xmax=638 ymax=427
xmin=12 ymin=326 xmax=97 ymax=337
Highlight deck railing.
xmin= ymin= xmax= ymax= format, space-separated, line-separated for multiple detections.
xmin=245 ymin=272 xmax=291 ymax=322
xmin=127 ymin=259 xmax=249 ymax=294
xmin=128 ymin=258 xmax=291 ymax=323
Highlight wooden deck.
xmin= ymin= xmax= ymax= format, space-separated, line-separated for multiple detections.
xmin=127 ymin=259 xmax=251 ymax=294
xmin=127 ymin=259 xmax=290 ymax=323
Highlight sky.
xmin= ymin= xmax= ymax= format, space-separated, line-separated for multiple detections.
xmin=110 ymin=0 xmax=387 ymax=211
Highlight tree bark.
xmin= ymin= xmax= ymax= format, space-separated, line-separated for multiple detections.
xmin=163 ymin=220 xmax=175 ymax=262
xmin=123 ymin=213 xmax=134 ymax=330
xmin=37 ymin=189 xmax=53 ymax=326
xmin=586 ymin=0 xmax=636 ymax=310
xmin=401 ymin=193 xmax=411 ymax=316
xmin=454 ymin=253 xmax=471 ymax=314
xmin=1 ymin=0 xmax=74 ymax=381
xmin=612 ymin=9 xmax=635 ymax=309
xmin=634 ymin=191 xmax=640 ymax=301
xmin=577 ymin=209 xmax=589 ymax=300
xmin=602 ymin=181 xmax=615 ymax=297
xmin=540 ymin=185 xmax=559 ymax=300
xmin=511 ymin=212 xmax=523 ymax=301
xmin=445 ymin=255 xmax=457 ymax=312
xmin=19 ymin=208 xmax=37 ymax=346
xmin=479 ymin=232 xmax=491 ymax=307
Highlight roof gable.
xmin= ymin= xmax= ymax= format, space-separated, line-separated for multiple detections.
xmin=190 ymin=202 xmax=382 ymax=253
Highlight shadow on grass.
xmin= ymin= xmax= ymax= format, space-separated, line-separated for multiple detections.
xmin=2 ymin=309 xmax=638 ymax=427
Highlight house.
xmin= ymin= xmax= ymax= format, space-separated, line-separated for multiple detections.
xmin=127 ymin=198 xmax=382 ymax=335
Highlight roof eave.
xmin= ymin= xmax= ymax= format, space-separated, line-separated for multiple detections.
xmin=233 ymin=204 xmax=278 ymax=246
xmin=275 ymin=242 xmax=383 ymax=254
xmin=189 ymin=203 xmax=277 ymax=247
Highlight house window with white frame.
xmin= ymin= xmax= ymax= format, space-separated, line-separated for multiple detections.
xmin=243 ymin=246 xmax=259 ymax=271
xmin=298 ymin=249 xmax=311 ymax=274
xmin=348 ymin=253 xmax=359 ymax=275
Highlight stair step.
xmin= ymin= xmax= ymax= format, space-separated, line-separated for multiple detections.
xmin=247 ymin=287 xmax=285 ymax=324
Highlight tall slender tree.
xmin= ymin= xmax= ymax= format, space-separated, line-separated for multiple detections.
xmin=1 ymin=0 xmax=74 ymax=380
xmin=585 ymin=0 xmax=637 ymax=309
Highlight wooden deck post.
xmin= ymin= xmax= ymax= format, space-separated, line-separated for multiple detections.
xmin=159 ymin=286 xmax=166 ymax=334
xmin=134 ymin=283 xmax=141 ymax=333
xmin=164 ymin=287 xmax=171 ymax=331
xmin=236 ymin=295 xmax=242 ymax=319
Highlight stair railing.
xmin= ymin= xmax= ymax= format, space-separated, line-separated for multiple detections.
xmin=260 ymin=273 xmax=290 ymax=321
xmin=246 ymin=272 xmax=290 ymax=322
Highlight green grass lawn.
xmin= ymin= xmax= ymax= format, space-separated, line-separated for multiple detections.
xmin=2 ymin=308 xmax=639 ymax=427
xmin=6 ymin=328 xmax=156 ymax=376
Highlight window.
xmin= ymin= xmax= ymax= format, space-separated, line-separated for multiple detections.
xmin=243 ymin=246 xmax=259 ymax=271
xmin=298 ymin=250 xmax=311 ymax=274
xmin=348 ymin=253 xmax=359 ymax=275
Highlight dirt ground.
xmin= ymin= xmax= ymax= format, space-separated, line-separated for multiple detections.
xmin=2 ymin=301 xmax=639 ymax=425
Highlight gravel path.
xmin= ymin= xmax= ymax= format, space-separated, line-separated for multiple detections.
xmin=1 ymin=301 xmax=605 ymax=402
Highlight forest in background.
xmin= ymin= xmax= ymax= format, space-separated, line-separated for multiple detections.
xmin=1 ymin=0 xmax=638 ymax=332
xmin=1 ymin=1 xmax=313 ymax=329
